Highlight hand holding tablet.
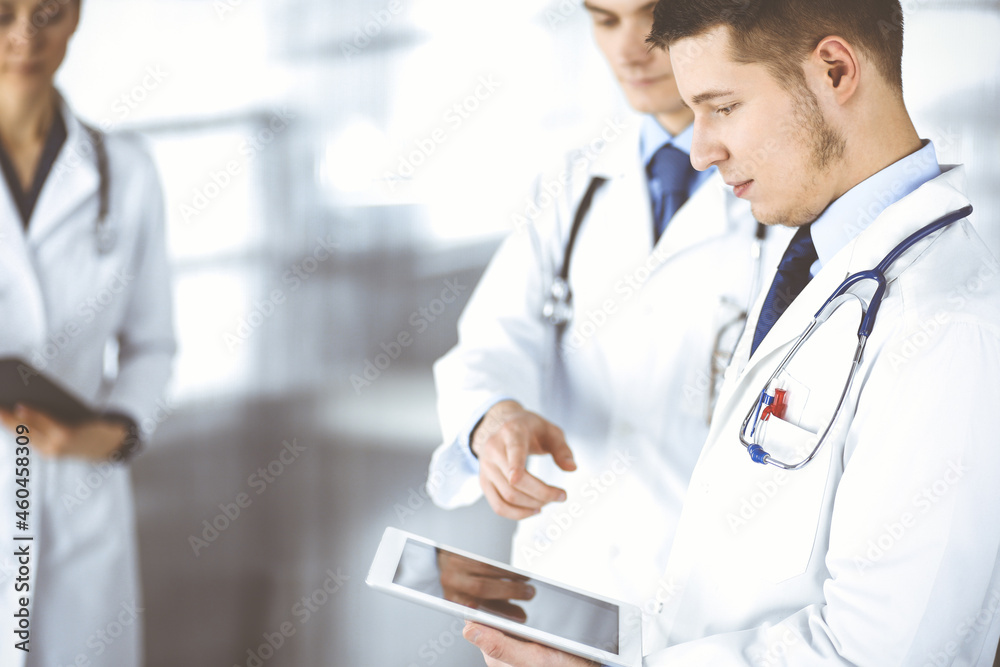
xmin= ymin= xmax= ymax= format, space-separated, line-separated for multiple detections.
xmin=0 ymin=357 xmax=97 ymax=424
xmin=367 ymin=528 xmax=642 ymax=667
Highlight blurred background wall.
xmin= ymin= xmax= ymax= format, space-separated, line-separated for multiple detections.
xmin=54 ymin=1 xmax=1000 ymax=665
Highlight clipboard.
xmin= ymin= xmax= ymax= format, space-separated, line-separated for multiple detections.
xmin=0 ymin=357 xmax=97 ymax=424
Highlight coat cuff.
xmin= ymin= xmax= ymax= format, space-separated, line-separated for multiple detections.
xmin=461 ymin=395 xmax=516 ymax=461
xmin=100 ymin=410 xmax=142 ymax=462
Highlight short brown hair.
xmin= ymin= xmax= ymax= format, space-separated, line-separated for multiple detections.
xmin=648 ymin=0 xmax=905 ymax=94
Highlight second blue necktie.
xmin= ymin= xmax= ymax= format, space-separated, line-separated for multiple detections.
xmin=647 ymin=144 xmax=696 ymax=242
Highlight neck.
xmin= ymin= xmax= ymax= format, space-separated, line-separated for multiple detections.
xmin=831 ymin=100 xmax=923 ymax=203
xmin=0 ymin=87 xmax=57 ymax=148
xmin=654 ymin=106 xmax=695 ymax=137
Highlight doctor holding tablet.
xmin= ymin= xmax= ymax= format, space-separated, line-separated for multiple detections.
xmin=0 ymin=1 xmax=175 ymax=666
xmin=463 ymin=0 xmax=1000 ymax=665
xmin=428 ymin=0 xmax=785 ymax=613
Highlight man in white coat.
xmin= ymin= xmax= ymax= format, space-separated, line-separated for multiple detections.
xmin=463 ymin=0 xmax=1000 ymax=665
xmin=427 ymin=0 xmax=787 ymax=611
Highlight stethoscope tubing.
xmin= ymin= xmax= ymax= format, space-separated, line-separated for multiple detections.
xmin=739 ymin=204 xmax=974 ymax=469
xmin=83 ymin=124 xmax=114 ymax=254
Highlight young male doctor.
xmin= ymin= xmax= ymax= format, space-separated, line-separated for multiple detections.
xmin=426 ymin=0 xmax=785 ymax=611
xmin=463 ymin=0 xmax=1000 ymax=664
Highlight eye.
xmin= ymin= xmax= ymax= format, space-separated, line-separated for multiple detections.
xmin=589 ymin=13 xmax=618 ymax=28
xmin=30 ymin=1 xmax=63 ymax=26
xmin=716 ymin=103 xmax=739 ymax=116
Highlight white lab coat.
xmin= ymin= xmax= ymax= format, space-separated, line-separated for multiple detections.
xmin=0 ymin=100 xmax=175 ymax=667
xmin=428 ymin=113 xmax=790 ymax=608
xmin=643 ymin=165 xmax=1000 ymax=665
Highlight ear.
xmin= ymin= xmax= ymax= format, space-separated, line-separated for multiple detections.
xmin=808 ymin=36 xmax=860 ymax=106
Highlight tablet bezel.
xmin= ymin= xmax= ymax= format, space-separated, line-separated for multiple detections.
xmin=366 ymin=527 xmax=642 ymax=667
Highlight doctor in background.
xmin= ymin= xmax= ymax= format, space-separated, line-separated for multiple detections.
xmin=464 ymin=0 xmax=1000 ymax=664
xmin=0 ymin=1 xmax=175 ymax=665
xmin=427 ymin=0 xmax=786 ymax=610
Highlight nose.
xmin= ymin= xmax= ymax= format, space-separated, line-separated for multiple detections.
xmin=689 ymin=118 xmax=728 ymax=172
xmin=7 ymin=16 xmax=40 ymax=52
xmin=609 ymin=19 xmax=653 ymax=67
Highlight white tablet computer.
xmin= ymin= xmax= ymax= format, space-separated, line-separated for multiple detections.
xmin=367 ymin=527 xmax=642 ymax=667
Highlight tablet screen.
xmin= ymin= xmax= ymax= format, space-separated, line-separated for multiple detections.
xmin=391 ymin=539 xmax=620 ymax=655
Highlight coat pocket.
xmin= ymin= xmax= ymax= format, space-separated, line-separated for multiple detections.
xmin=739 ymin=416 xmax=833 ymax=584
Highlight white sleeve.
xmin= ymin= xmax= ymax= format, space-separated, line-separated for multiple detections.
xmin=426 ymin=393 xmax=511 ymax=509
xmin=645 ymin=321 xmax=1000 ymax=666
xmin=103 ymin=149 xmax=176 ymax=439
xmin=428 ymin=175 xmax=563 ymax=509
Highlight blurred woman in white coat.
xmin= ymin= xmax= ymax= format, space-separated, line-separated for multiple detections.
xmin=0 ymin=1 xmax=175 ymax=665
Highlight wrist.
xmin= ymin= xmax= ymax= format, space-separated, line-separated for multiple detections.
xmin=470 ymin=400 xmax=522 ymax=458
xmin=101 ymin=412 xmax=141 ymax=462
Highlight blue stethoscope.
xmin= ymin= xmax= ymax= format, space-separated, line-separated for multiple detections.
xmin=738 ymin=204 xmax=974 ymax=470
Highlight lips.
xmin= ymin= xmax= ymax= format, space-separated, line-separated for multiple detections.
xmin=9 ymin=62 xmax=43 ymax=75
xmin=728 ymin=180 xmax=753 ymax=198
xmin=626 ymin=74 xmax=672 ymax=87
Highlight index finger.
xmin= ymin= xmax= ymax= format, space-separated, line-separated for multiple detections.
xmin=500 ymin=464 xmax=567 ymax=506
xmin=502 ymin=429 xmax=531 ymax=486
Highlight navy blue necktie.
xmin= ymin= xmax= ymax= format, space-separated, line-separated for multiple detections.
xmin=750 ymin=224 xmax=818 ymax=356
xmin=647 ymin=144 xmax=696 ymax=241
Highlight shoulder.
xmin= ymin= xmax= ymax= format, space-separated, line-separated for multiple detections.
xmin=903 ymin=220 xmax=1000 ymax=324
xmin=879 ymin=220 xmax=1000 ymax=358
xmin=100 ymin=130 xmax=160 ymax=185
xmin=512 ymin=114 xmax=642 ymax=244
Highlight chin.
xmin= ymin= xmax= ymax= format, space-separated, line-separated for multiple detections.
xmin=751 ymin=202 xmax=788 ymax=227
xmin=752 ymin=204 xmax=817 ymax=228
xmin=622 ymin=93 xmax=655 ymax=115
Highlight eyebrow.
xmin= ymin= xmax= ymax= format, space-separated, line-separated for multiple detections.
xmin=690 ymin=89 xmax=737 ymax=106
xmin=582 ymin=2 xmax=613 ymax=16
xmin=583 ymin=1 xmax=657 ymax=16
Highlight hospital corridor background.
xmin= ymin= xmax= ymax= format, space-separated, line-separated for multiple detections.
xmin=44 ymin=0 xmax=1000 ymax=665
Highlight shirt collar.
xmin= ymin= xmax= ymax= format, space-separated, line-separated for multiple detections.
xmin=639 ymin=114 xmax=695 ymax=166
xmin=809 ymin=140 xmax=941 ymax=275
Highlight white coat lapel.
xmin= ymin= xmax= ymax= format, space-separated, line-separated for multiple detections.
xmin=841 ymin=166 xmax=970 ymax=277
xmin=28 ymin=99 xmax=101 ymax=247
xmin=580 ymin=114 xmax=658 ymax=284
xmin=589 ymin=114 xmax=733 ymax=272
xmin=0 ymin=173 xmax=23 ymax=249
xmin=0 ymin=176 xmax=47 ymax=354
xmin=653 ymin=171 xmax=729 ymax=261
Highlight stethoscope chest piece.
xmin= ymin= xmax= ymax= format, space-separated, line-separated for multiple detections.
xmin=96 ymin=219 xmax=116 ymax=254
xmin=543 ymin=278 xmax=573 ymax=326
